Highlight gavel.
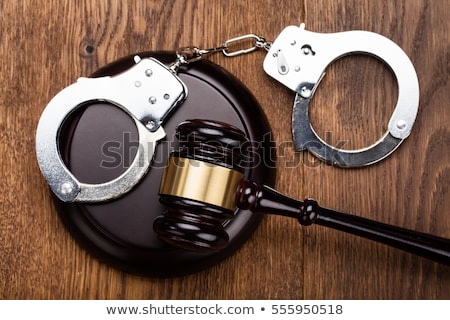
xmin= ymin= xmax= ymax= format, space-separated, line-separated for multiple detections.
xmin=154 ymin=119 xmax=450 ymax=265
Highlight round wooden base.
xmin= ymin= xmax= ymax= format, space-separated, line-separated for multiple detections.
xmin=56 ymin=52 xmax=276 ymax=276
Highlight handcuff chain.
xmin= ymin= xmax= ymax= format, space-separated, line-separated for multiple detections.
xmin=170 ymin=34 xmax=272 ymax=72
xmin=222 ymin=34 xmax=272 ymax=56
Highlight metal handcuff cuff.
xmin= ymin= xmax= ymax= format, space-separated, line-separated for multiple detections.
xmin=36 ymin=23 xmax=419 ymax=203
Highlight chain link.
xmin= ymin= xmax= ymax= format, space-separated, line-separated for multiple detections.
xmin=222 ymin=34 xmax=271 ymax=57
xmin=170 ymin=34 xmax=271 ymax=71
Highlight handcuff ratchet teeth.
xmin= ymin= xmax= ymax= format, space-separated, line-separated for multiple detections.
xmin=36 ymin=57 xmax=187 ymax=202
xmin=263 ymin=24 xmax=420 ymax=167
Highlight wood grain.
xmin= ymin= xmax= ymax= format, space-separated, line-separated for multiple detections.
xmin=1 ymin=0 xmax=449 ymax=299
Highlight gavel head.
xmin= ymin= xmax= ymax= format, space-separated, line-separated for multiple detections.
xmin=154 ymin=119 xmax=249 ymax=252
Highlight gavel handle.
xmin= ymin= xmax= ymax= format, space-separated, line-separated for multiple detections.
xmin=237 ymin=181 xmax=450 ymax=265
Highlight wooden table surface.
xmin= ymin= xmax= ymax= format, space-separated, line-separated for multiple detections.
xmin=1 ymin=0 xmax=449 ymax=299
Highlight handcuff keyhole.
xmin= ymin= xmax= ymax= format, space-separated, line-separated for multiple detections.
xmin=301 ymin=45 xmax=315 ymax=56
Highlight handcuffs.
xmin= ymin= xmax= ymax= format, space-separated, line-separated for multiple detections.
xmin=36 ymin=23 xmax=419 ymax=203
xmin=36 ymin=57 xmax=187 ymax=202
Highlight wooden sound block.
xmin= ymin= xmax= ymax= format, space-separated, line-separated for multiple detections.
xmin=56 ymin=52 xmax=276 ymax=277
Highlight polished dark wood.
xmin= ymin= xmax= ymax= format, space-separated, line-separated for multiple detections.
xmin=156 ymin=120 xmax=250 ymax=253
xmin=160 ymin=121 xmax=450 ymax=264
xmin=1 ymin=0 xmax=449 ymax=299
xmin=173 ymin=119 xmax=249 ymax=171
xmin=237 ymin=180 xmax=450 ymax=265
xmin=58 ymin=55 xmax=276 ymax=276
